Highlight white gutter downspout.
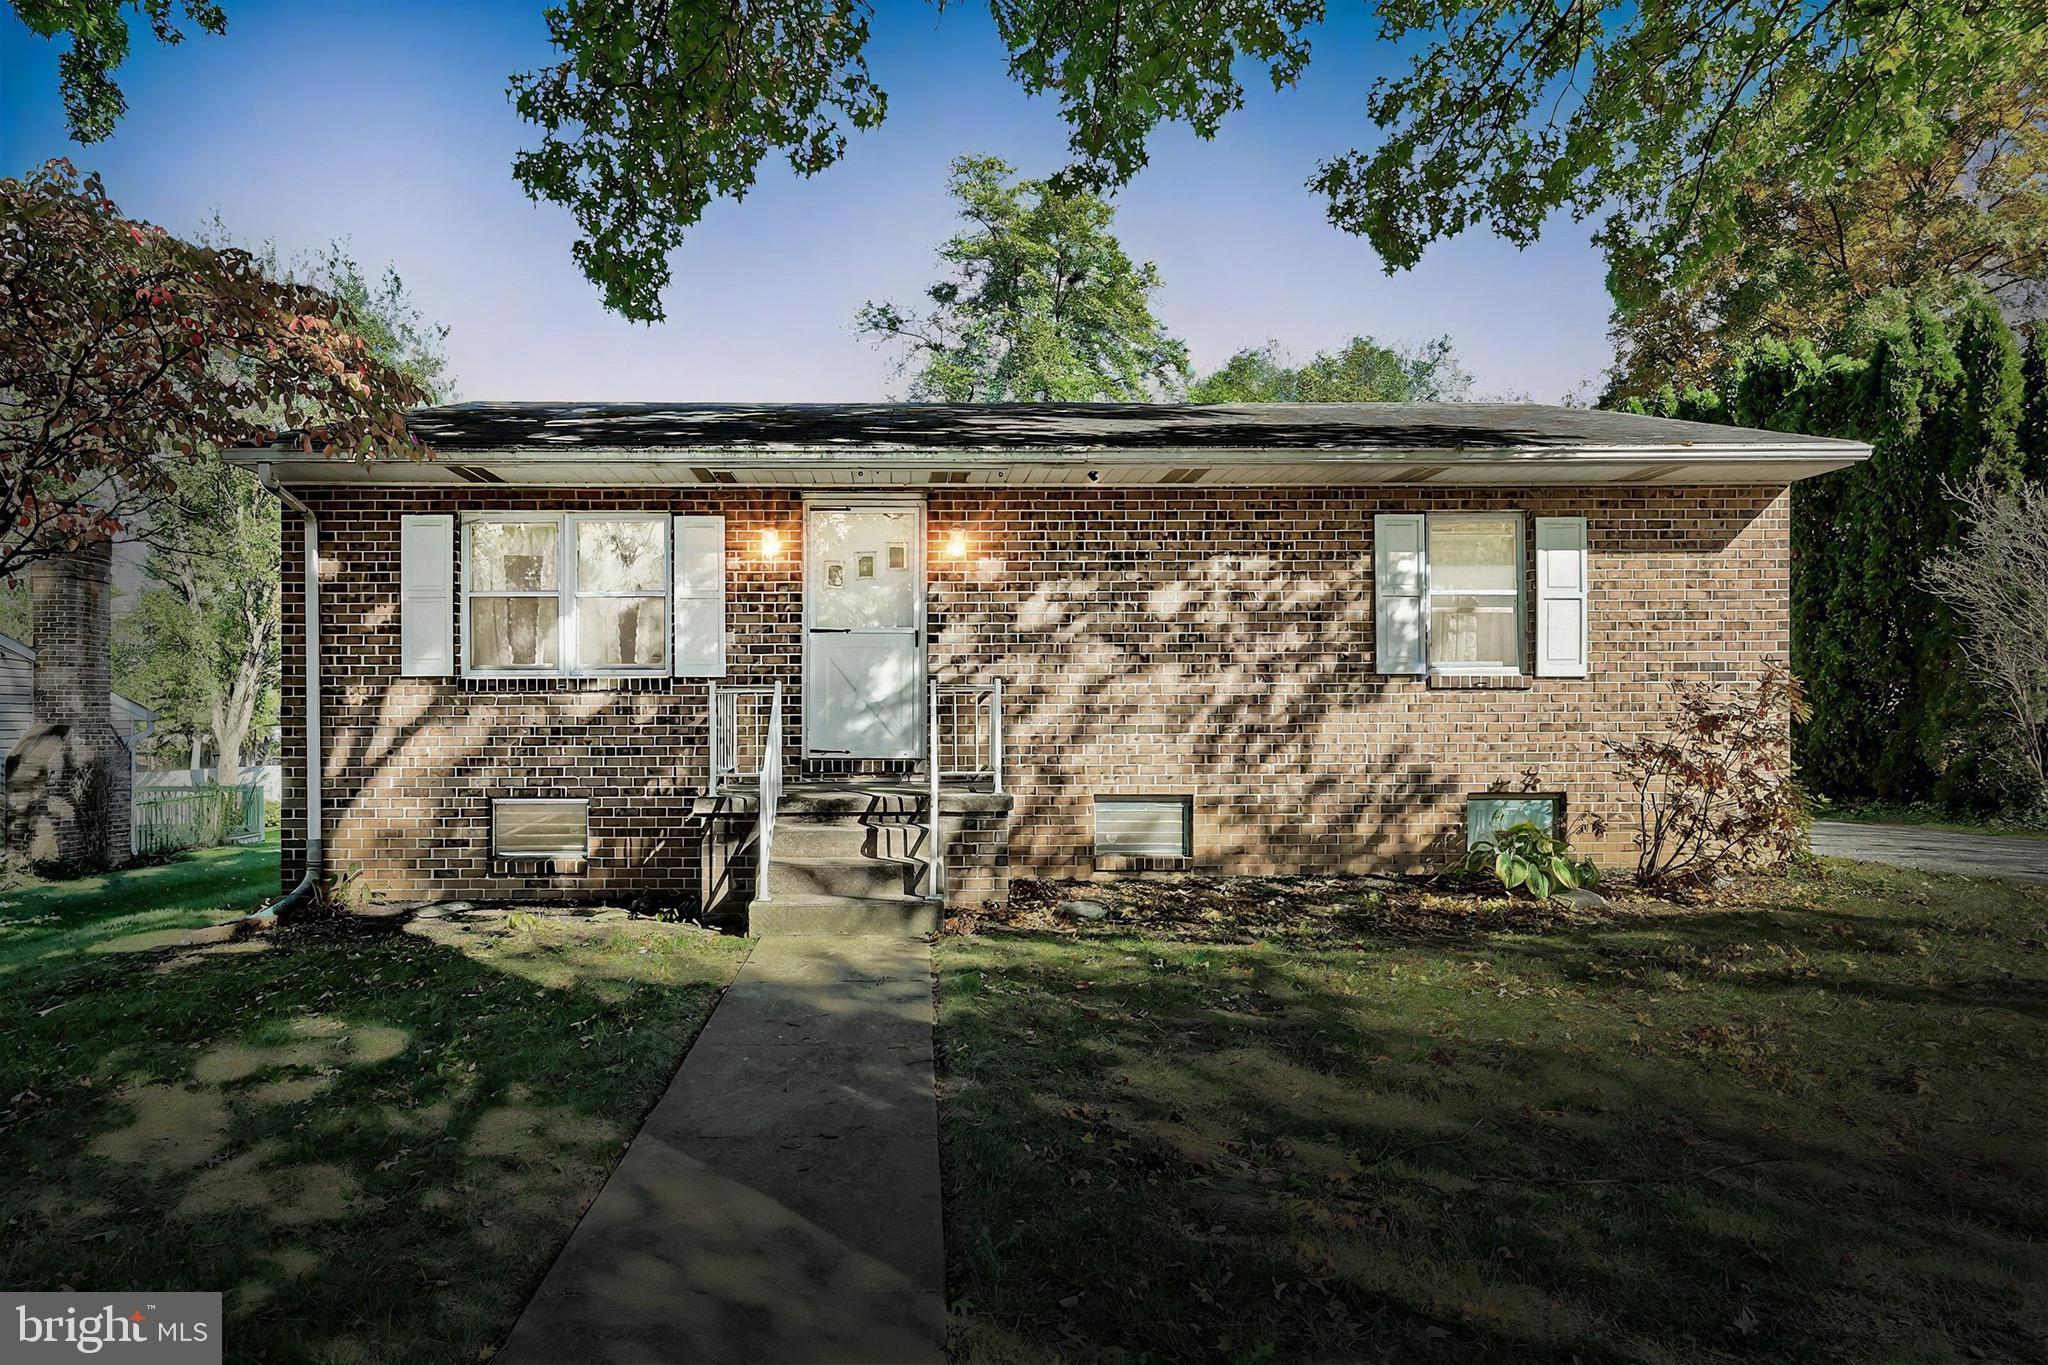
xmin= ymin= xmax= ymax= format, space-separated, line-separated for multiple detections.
xmin=258 ymin=464 xmax=321 ymax=917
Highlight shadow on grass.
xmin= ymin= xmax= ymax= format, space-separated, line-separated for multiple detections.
xmin=0 ymin=904 xmax=746 ymax=1363
xmin=937 ymin=869 xmax=2048 ymax=1364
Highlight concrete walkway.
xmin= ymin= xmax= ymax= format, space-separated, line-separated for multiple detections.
xmin=497 ymin=937 xmax=944 ymax=1365
xmin=1811 ymin=820 xmax=2048 ymax=885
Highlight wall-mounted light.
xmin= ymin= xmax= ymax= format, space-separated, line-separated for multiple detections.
xmin=759 ymin=528 xmax=783 ymax=558
xmin=944 ymin=529 xmax=969 ymax=559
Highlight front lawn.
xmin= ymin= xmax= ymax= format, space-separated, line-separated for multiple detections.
xmin=0 ymin=845 xmax=749 ymax=1363
xmin=938 ymin=863 xmax=2048 ymax=1363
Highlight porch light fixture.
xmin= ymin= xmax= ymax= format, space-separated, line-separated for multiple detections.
xmin=944 ymin=529 xmax=969 ymax=559
xmin=759 ymin=528 xmax=783 ymax=558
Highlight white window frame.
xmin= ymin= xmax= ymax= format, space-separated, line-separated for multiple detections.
xmin=462 ymin=512 xmax=673 ymax=679
xmin=1423 ymin=512 xmax=1526 ymax=677
xmin=492 ymin=797 xmax=590 ymax=860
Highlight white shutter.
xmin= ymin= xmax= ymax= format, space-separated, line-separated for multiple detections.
xmin=399 ymin=514 xmax=454 ymax=677
xmin=1535 ymin=516 xmax=1589 ymax=678
xmin=672 ymin=515 xmax=726 ymax=678
xmin=1374 ymin=514 xmax=1427 ymax=675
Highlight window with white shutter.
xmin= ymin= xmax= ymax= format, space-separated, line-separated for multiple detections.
xmin=1534 ymin=517 xmax=1590 ymax=677
xmin=459 ymin=512 xmax=672 ymax=677
xmin=1375 ymin=511 xmax=1570 ymax=677
xmin=399 ymin=514 xmax=454 ymax=677
xmin=672 ymin=515 xmax=726 ymax=678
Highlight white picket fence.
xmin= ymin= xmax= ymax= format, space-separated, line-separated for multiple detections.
xmin=136 ymin=763 xmax=282 ymax=801
xmin=134 ymin=782 xmax=266 ymax=855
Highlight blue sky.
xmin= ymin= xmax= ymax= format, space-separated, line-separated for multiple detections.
xmin=0 ymin=0 xmax=1615 ymax=403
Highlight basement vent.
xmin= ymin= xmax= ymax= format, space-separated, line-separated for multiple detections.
xmin=445 ymin=465 xmax=505 ymax=484
xmin=493 ymin=799 xmax=590 ymax=860
xmin=1094 ymin=796 xmax=1193 ymax=860
xmin=1157 ymin=467 xmax=1206 ymax=484
xmin=928 ymin=470 xmax=969 ymax=484
xmin=691 ymin=467 xmax=739 ymax=484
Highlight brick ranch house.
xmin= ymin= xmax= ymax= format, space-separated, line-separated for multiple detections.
xmin=229 ymin=403 xmax=1868 ymax=933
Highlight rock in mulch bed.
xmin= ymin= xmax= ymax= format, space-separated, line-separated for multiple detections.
xmin=948 ymin=872 xmax=1650 ymax=943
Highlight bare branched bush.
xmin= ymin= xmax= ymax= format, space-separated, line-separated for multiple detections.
xmin=1924 ymin=477 xmax=2048 ymax=806
xmin=1607 ymin=665 xmax=1811 ymax=887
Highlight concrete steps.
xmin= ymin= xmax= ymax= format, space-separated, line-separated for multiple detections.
xmin=747 ymin=894 xmax=940 ymax=938
xmin=748 ymin=786 xmax=939 ymax=937
xmin=765 ymin=854 xmax=923 ymax=899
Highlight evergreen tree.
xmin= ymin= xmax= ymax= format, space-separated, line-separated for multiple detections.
xmin=1630 ymin=294 xmax=2036 ymax=810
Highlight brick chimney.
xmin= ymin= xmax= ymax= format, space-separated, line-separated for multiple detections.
xmin=5 ymin=543 xmax=131 ymax=869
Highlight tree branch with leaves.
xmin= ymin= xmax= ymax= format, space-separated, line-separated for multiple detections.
xmin=0 ymin=159 xmax=426 ymax=587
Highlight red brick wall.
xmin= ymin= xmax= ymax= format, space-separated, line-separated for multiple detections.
xmin=280 ymin=485 xmax=1789 ymax=901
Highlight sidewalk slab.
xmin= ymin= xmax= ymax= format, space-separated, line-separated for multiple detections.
xmin=497 ymin=937 xmax=944 ymax=1365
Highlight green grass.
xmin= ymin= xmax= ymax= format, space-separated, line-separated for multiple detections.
xmin=938 ymin=863 xmax=2048 ymax=1363
xmin=1815 ymin=801 xmax=2048 ymax=839
xmin=0 ymin=834 xmax=285 ymax=973
xmin=0 ymin=843 xmax=750 ymax=1363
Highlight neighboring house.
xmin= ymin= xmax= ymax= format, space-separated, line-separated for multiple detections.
xmin=0 ymin=630 xmax=158 ymax=854
xmin=230 ymin=402 xmax=1869 ymax=932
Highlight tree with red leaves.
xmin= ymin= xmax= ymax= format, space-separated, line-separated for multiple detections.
xmin=0 ymin=158 xmax=426 ymax=585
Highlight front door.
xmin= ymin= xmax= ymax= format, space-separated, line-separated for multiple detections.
xmin=803 ymin=501 xmax=925 ymax=759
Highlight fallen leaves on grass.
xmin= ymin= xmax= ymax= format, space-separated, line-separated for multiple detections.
xmin=957 ymin=873 xmax=1636 ymax=944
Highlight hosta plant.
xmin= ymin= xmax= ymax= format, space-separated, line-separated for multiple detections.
xmin=1463 ymin=822 xmax=1600 ymax=901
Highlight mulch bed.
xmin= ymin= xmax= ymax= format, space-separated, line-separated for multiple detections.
xmin=946 ymin=871 xmax=1659 ymax=943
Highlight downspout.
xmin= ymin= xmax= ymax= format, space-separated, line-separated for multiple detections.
xmin=257 ymin=465 xmax=322 ymax=917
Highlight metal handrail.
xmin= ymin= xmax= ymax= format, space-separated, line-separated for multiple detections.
xmin=927 ymin=680 xmax=942 ymax=898
xmin=934 ymin=680 xmax=1004 ymax=792
xmin=708 ymin=682 xmax=778 ymax=794
xmin=759 ymin=681 xmax=783 ymax=880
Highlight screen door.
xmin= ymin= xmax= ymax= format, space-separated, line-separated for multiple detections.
xmin=804 ymin=503 xmax=925 ymax=759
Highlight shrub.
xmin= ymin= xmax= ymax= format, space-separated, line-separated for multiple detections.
xmin=1608 ymin=664 xmax=1812 ymax=887
xmin=1461 ymin=822 xmax=1600 ymax=901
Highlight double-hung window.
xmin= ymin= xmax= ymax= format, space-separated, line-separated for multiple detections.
xmin=1425 ymin=514 xmax=1523 ymax=673
xmin=463 ymin=513 xmax=670 ymax=676
xmin=1375 ymin=511 xmax=1578 ymax=677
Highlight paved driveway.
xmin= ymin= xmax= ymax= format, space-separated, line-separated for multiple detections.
xmin=1811 ymin=821 xmax=2048 ymax=885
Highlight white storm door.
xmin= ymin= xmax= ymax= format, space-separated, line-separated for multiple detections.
xmin=804 ymin=503 xmax=925 ymax=759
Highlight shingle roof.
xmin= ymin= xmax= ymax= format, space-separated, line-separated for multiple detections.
xmin=354 ymin=401 xmax=1855 ymax=455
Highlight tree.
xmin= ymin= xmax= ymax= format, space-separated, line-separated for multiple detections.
xmin=1624 ymin=290 xmax=2039 ymax=812
xmin=1604 ymin=81 xmax=2048 ymax=403
xmin=509 ymin=0 xmax=886 ymax=323
xmin=115 ymin=464 xmax=277 ymax=776
xmin=1924 ymin=478 xmax=2048 ymax=807
xmin=189 ymin=216 xmax=453 ymax=404
xmin=1314 ymin=0 xmax=2048 ymax=288
xmin=500 ymin=0 xmax=2044 ymax=320
xmin=854 ymin=157 xmax=1187 ymax=402
xmin=9 ymin=0 xmax=227 ymax=143
xmin=109 ymin=229 xmax=453 ymax=774
xmin=0 ymin=159 xmax=425 ymax=587
xmin=1190 ymin=335 xmax=1473 ymax=404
